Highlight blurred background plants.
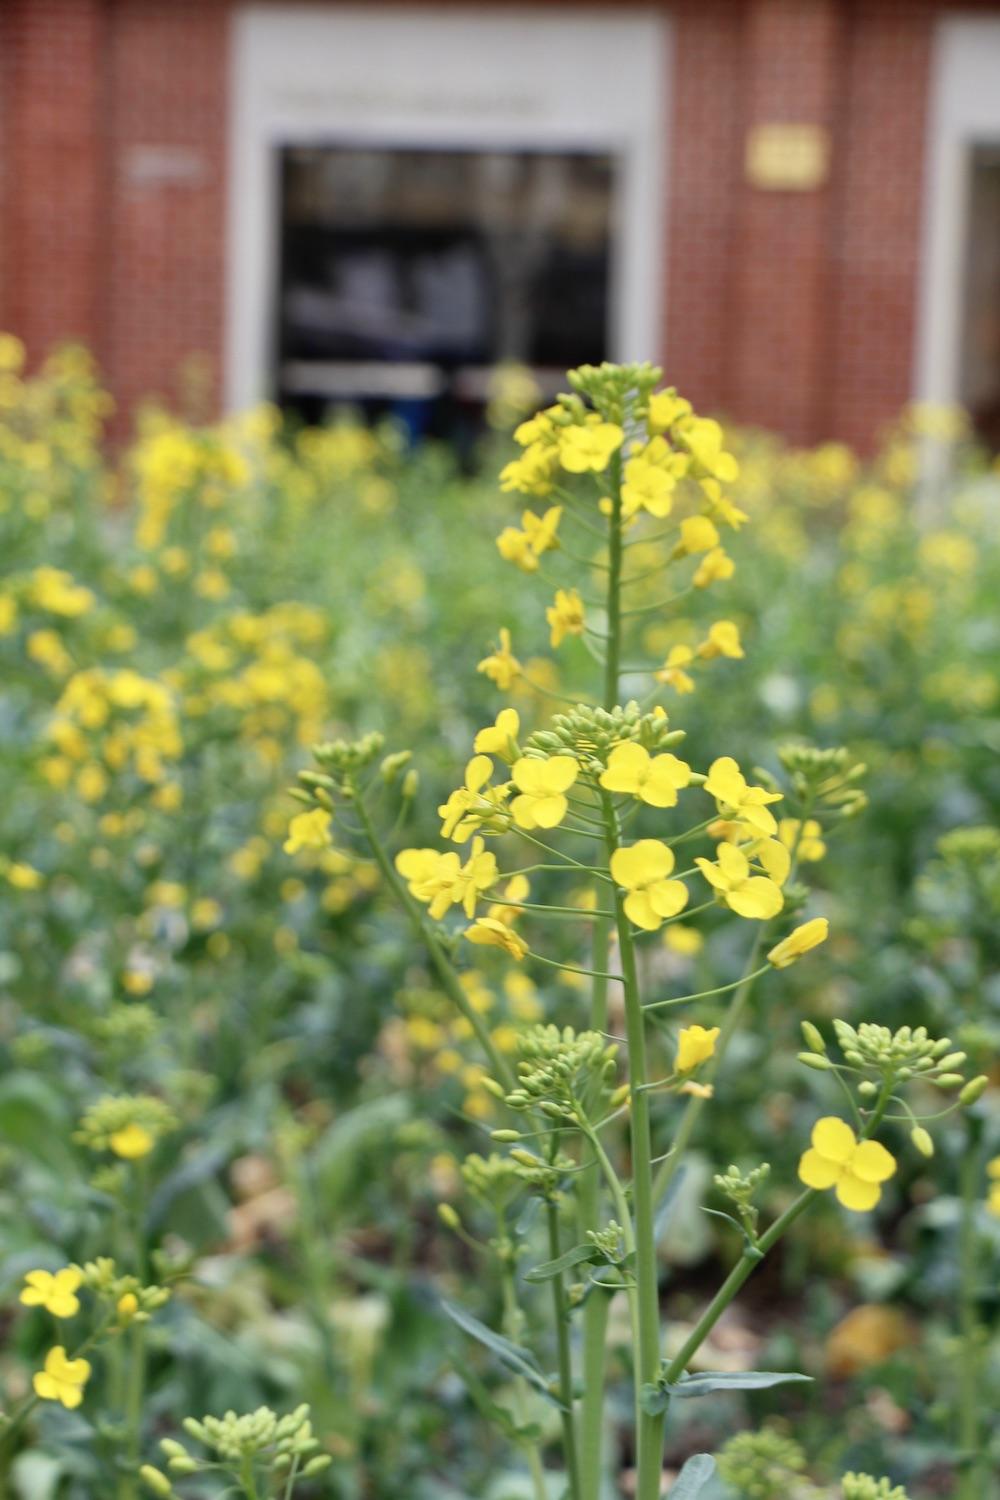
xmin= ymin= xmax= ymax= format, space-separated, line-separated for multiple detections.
xmin=0 ymin=338 xmax=998 ymax=1497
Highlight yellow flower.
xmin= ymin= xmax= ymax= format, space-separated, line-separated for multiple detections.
xmin=474 ymin=708 xmax=520 ymax=759
xmin=465 ymin=917 xmax=529 ymax=960
xmin=33 ymin=1346 xmax=91 ymax=1409
xmin=496 ymin=526 xmax=538 ymax=571
xmin=695 ymin=843 xmax=784 ymax=919
xmin=523 ymin=505 xmax=562 ymax=555
xmin=557 ymin=421 xmax=624 ymax=474
xmin=675 ymin=415 xmax=739 ymax=482
xmin=6 ymin=861 xmax=43 ymax=890
xmin=677 ymin=515 xmax=720 ymax=555
xmin=749 ymin=836 xmax=791 ymax=885
xmin=621 ymin=450 xmax=676 ymax=519
xmin=510 ymin=756 xmax=578 ymax=829
xmin=546 ymin=588 xmax=585 ymax=648
xmin=655 ymin=644 xmax=695 ymax=694
xmin=477 ymin=628 xmax=521 ymax=691
xmin=396 ymin=838 xmax=497 ymax=919
xmin=779 ymin=817 xmax=827 ymax=861
xmin=647 ymin=389 xmax=692 ymax=432
xmin=20 ymin=1269 xmax=82 ymax=1319
xmin=696 ymin=621 xmax=743 ymax=660
xmin=676 ymin=1024 xmax=720 ymax=1072
xmin=599 ymin=742 xmax=691 ymax=808
xmin=693 ymin=547 xmax=736 ymax=589
xmin=488 ymin=873 xmax=530 ymax=925
xmin=610 ymin=840 xmax=689 ymax=931
xmin=109 ymin=1123 xmax=155 ymax=1160
xmin=702 ymin=757 xmax=781 ymax=835
xmin=117 ymin=1293 xmax=140 ymax=1322
xmin=798 ymin=1118 xmax=896 ymax=1211
xmin=664 ymin=924 xmax=703 ymax=956
xmin=438 ymin=756 xmax=510 ymax=843
xmin=768 ymin=917 xmax=829 ymax=968
xmin=283 ymin=808 xmax=333 ymax=855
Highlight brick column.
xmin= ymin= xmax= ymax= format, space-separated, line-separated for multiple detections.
xmin=0 ymin=0 xmax=108 ymax=358
xmin=728 ymin=0 xmax=844 ymax=444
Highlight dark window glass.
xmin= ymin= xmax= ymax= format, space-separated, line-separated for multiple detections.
xmin=275 ymin=145 xmax=613 ymax=439
xmin=961 ymin=145 xmax=1000 ymax=450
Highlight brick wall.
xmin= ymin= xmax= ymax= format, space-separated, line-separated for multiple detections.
xmin=0 ymin=0 xmax=994 ymax=448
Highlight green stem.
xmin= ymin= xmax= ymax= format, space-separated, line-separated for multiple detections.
xmin=547 ymin=1200 xmax=582 ymax=1500
xmin=603 ymin=795 xmax=663 ymax=1500
xmin=500 ymin=1246 xmax=548 ymax=1500
xmin=957 ymin=1115 xmax=985 ymax=1500
xmin=578 ymin=915 xmax=612 ymax=1500
xmin=353 ymin=787 xmax=515 ymax=1091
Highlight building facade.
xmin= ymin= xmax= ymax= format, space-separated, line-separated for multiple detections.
xmin=1 ymin=0 xmax=1000 ymax=449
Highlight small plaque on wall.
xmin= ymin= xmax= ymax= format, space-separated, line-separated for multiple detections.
xmin=745 ymin=124 xmax=830 ymax=191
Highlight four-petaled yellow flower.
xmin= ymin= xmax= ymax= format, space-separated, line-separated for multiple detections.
xmin=798 ymin=1117 xmax=896 ymax=1211
xmin=693 ymin=547 xmax=736 ymax=589
xmin=546 ymin=588 xmax=586 ymax=648
xmin=33 ymin=1345 xmax=91 ymax=1409
xmin=110 ymin=1122 xmax=155 ymax=1160
xmin=465 ymin=917 xmax=529 ymax=960
xmin=396 ymin=839 xmax=498 ymax=919
xmin=702 ymin=757 xmax=781 ymax=835
xmin=496 ymin=506 xmax=563 ymax=572
xmin=283 ymin=808 xmax=333 ymax=855
xmin=557 ymin=421 xmax=624 ymax=474
xmin=474 ymin=707 xmax=520 ymax=760
xmin=655 ymin=644 xmax=695 ymax=694
xmin=599 ymin=742 xmax=691 ymax=808
xmin=477 ymin=628 xmax=521 ymax=691
xmin=779 ymin=817 xmax=827 ymax=861
xmin=696 ymin=621 xmax=743 ymax=660
xmin=677 ymin=515 xmax=720 ymax=555
xmin=20 ymin=1268 xmax=82 ymax=1319
xmin=620 ymin=439 xmax=686 ymax=519
xmin=510 ymin=756 xmax=579 ymax=829
xmin=675 ymin=1024 xmax=720 ymax=1073
xmin=647 ymin=389 xmax=692 ymax=432
xmin=675 ymin=415 xmax=739 ymax=483
xmin=695 ymin=843 xmax=784 ymax=919
xmin=438 ymin=755 xmax=509 ymax=843
xmin=768 ymin=916 xmax=829 ymax=968
xmin=610 ymin=840 xmax=689 ymax=931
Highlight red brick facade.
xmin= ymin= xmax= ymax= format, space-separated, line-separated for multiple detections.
xmin=0 ymin=0 xmax=994 ymax=447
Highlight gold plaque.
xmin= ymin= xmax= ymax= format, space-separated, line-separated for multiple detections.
xmin=745 ymin=124 xmax=830 ymax=191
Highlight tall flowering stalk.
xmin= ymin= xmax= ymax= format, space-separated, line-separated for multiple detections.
xmin=291 ymin=364 xmax=986 ymax=1498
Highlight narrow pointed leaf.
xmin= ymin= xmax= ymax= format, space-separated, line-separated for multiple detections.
xmin=668 ymin=1369 xmax=812 ymax=1398
xmin=524 ymin=1243 xmax=599 ymax=1282
xmin=440 ymin=1300 xmax=568 ymax=1409
xmin=667 ymin=1453 xmax=717 ymax=1497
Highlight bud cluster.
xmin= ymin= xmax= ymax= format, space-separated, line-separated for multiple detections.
xmin=713 ymin=1162 xmax=772 ymax=1240
xmin=841 ymin=1475 xmax=910 ymax=1500
xmin=585 ymin=1220 xmax=629 ymax=1265
xmin=527 ymin=701 xmax=684 ymax=764
xmin=79 ymin=1258 xmax=170 ymax=1322
xmin=566 ymin=360 xmax=663 ymax=426
xmin=502 ymin=1025 xmax=623 ymax=1124
xmin=776 ymin=743 xmax=868 ymax=819
xmin=716 ymin=1428 xmax=808 ymax=1499
xmin=147 ymin=1404 xmax=331 ymax=1492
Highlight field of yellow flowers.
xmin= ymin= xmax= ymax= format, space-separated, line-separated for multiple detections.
xmin=0 ymin=338 xmax=998 ymax=1500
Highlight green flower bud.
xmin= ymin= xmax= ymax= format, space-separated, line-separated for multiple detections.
xmin=303 ymin=1455 xmax=334 ymax=1476
xmin=511 ymin=1149 xmax=543 ymax=1168
xmin=139 ymin=1468 xmax=174 ymax=1497
xmin=379 ymin=750 xmax=412 ymax=782
xmin=490 ymin=1129 xmax=522 ymax=1142
xmin=910 ymin=1127 xmax=934 ymax=1158
xmin=437 ymin=1204 xmax=460 ymax=1230
xmin=801 ymin=1021 xmax=826 ymax=1054
xmin=401 ymin=768 xmax=419 ymax=801
xmin=959 ymin=1075 xmax=989 ymax=1105
xmin=798 ymin=1051 xmax=833 ymax=1071
xmin=933 ymin=1073 xmax=965 ymax=1090
xmin=166 ymin=1457 xmax=199 ymax=1475
xmin=934 ymin=1052 xmax=967 ymax=1073
xmin=857 ymin=1080 xmax=878 ymax=1098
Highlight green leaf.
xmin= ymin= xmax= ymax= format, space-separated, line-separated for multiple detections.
xmin=440 ymin=1299 xmax=567 ymax=1409
xmin=668 ymin=1370 xmax=812 ymax=1398
xmin=524 ymin=1243 xmax=599 ymax=1282
xmin=666 ymin=1454 xmax=716 ymax=1497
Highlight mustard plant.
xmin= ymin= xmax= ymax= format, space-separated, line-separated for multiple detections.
xmin=296 ymin=364 xmax=986 ymax=1496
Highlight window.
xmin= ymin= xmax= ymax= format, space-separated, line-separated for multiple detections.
xmin=959 ymin=145 xmax=1000 ymax=449
xmin=275 ymin=145 xmax=614 ymax=437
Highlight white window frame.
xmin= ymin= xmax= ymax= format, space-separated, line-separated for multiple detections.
xmin=226 ymin=3 xmax=670 ymax=412
xmin=916 ymin=14 xmax=1000 ymax=409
